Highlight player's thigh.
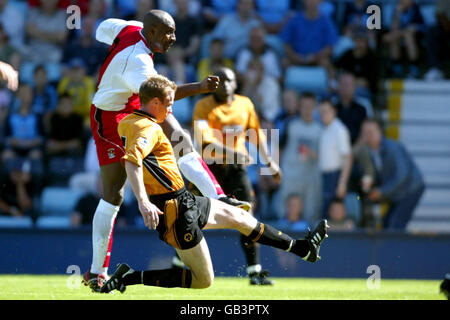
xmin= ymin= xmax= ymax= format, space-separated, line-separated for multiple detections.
xmin=175 ymin=238 xmax=214 ymax=288
xmin=99 ymin=161 xmax=127 ymax=205
xmin=161 ymin=113 xmax=193 ymax=157
xmin=203 ymin=198 xmax=257 ymax=234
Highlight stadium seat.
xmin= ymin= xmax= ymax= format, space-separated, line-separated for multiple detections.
xmin=68 ymin=172 xmax=99 ymax=195
xmin=333 ymin=36 xmax=354 ymax=60
xmin=420 ymin=5 xmax=436 ymax=27
xmin=39 ymin=187 xmax=85 ymax=216
xmin=344 ymin=193 xmax=362 ymax=226
xmin=284 ymin=66 xmax=328 ymax=95
xmin=0 ymin=216 xmax=33 ymax=229
xmin=35 ymin=216 xmax=72 ymax=229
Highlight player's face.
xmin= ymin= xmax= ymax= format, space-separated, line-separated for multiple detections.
xmin=215 ymin=70 xmax=237 ymax=99
xmin=153 ymin=23 xmax=176 ymax=53
xmin=150 ymin=90 xmax=175 ymax=123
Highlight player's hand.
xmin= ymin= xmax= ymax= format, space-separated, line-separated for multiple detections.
xmin=200 ymin=75 xmax=220 ymax=93
xmin=138 ymin=199 xmax=163 ymax=230
xmin=268 ymin=160 xmax=282 ymax=185
xmin=0 ymin=61 xmax=18 ymax=91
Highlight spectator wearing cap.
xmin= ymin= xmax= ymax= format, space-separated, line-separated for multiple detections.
xmin=197 ymin=38 xmax=234 ymax=82
xmin=57 ymin=58 xmax=95 ymax=127
xmin=361 ymin=119 xmax=425 ymax=230
xmin=318 ymin=99 xmax=352 ymax=218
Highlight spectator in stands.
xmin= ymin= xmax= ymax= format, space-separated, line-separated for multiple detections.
xmin=235 ymin=26 xmax=282 ymax=82
xmin=0 ymin=0 xmax=25 ymax=53
xmin=334 ymin=72 xmax=367 ymax=145
xmin=276 ymin=89 xmax=299 ymax=142
xmin=341 ymin=0 xmax=376 ymax=35
xmin=210 ymin=0 xmax=261 ymax=59
xmin=276 ymin=193 xmax=309 ymax=232
xmin=134 ymin=0 xmax=157 ymax=22
xmin=0 ymin=23 xmax=21 ymax=70
xmin=382 ymin=0 xmax=424 ymax=78
xmin=202 ymin=0 xmax=238 ymax=31
xmin=45 ymin=93 xmax=84 ymax=157
xmin=278 ymin=92 xmax=322 ymax=225
xmin=424 ymin=0 xmax=450 ymax=81
xmin=25 ymin=0 xmax=68 ymax=63
xmin=241 ymin=59 xmax=281 ymax=121
xmin=62 ymin=15 xmax=109 ymax=77
xmin=280 ymin=0 xmax=338 ymax=72
xmin=327 ymin=198 xmax=355 ymax=231
xmin=0 ymin=167 xmax=35 ymax=218
xmin=319 ymin=99 xmax=352 ymax=218
xmin=173 ymin=0 xmax=201 ymax=64
xmin=57 ymin=58 xmax=95 ymax=127
xmin=335 ymin=28 xmax=379 ymax=97
xmin=361 ymin=119 xmax=425 ymax=230
xmin=31 ymin=65 xmax=57 ymax=116
xmin=2 ymin=83 xmax=44 ymax=176
xmin=197 ymin=37 xmax=234 ymax=82
xmin=255 ymin=0 xmax=294 ymax=34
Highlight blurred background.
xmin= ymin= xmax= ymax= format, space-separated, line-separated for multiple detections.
xmin=0 ymin=0 xmax=449 ymax=279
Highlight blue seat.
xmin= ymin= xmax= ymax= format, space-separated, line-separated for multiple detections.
xmin=284 ymin=66 xmax=328 ymax=95
xmin=36 ymin=216 xmax=72 ymax=229
xmin=0 ymin=216 xmax=33 ymax=228
xmin=39 ymin=187 xmax=85 ymax=216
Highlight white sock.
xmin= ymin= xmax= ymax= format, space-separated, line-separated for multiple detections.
xmin=178 ymin=151 xmax=225 ymax=199
xmin=90 ymin=199 xmax=119 ymax=275
xmin=247 ymin=264 xmax=262 ymax=275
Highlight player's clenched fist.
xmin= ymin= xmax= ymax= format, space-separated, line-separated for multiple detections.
xmin=138 ymin=199 xmax=163 ymax=230
xmin=200 ymin=75 xmax=220 ymax=93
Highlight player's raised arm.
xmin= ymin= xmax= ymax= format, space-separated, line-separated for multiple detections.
xmin=96 ymin=18 xmax=143 ymax=45
xmin=174 ymin=75 xmax=220 ymax=101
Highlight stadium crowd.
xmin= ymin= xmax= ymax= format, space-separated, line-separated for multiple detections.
xmin=0 ymin=0 xmax=448 ymax=231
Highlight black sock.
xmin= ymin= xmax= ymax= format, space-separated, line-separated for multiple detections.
xmin=240 ymin=234 xmax=259 ymax=268
xmin=123 ymin=268 xmax=192 ymax=288
xmin=247 ymin=222 xmax=310 ymax=258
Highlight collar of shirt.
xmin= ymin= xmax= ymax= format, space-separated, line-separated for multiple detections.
xmin=133 ymin=109 xmax=158 ymax=122
xmin=139 ymin=30 xmax=153 ymax=58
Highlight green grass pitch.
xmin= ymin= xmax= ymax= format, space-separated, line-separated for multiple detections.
xmin=0 ymin=275 xmax=444 ymax=300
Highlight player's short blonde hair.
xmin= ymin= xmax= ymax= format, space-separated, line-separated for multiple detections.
xmin=139 ymin=74 xmax=177 ymax=105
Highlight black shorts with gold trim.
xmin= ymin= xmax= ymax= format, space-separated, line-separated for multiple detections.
xmin=150 ymin=187 xmax=211 ymax=250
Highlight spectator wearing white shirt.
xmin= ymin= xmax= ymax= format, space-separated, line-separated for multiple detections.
xmin=318 ymin=100 xmax=353 ymax=218
xmin=0 ymin=0 xmax=25 ymax=53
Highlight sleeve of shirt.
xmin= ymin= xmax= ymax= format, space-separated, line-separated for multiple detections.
xmin=95 ymin=18 xmax=143 ymax=45
xmin=337 ymin=126 xmax=351 ymax=156
xmin=192 ymin=100 xmax=216 ymax=146
xmin=120 ymin=123 xmax=160 ymax=167
xmin=122 ymin=53 xmax=157 ymax=93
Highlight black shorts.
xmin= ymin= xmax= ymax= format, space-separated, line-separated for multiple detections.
xmin=208 ymin=163 xmax=254 ymax=203
xmin=150 ymin=188 xmax=211 ymax=250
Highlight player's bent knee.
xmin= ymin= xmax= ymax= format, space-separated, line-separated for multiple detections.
xmin=195 ymin=272 xmax=214 ymax=289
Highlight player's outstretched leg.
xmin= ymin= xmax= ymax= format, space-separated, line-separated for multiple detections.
xmin=101 ymin=238 xmax=214 ymax=293
xmin=83 ymin=161 xmax=127 ymax=292
xmin=204 ymin=199 xmax=330 ymax=263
